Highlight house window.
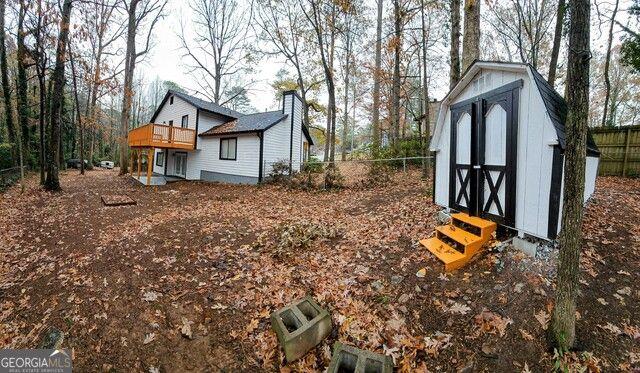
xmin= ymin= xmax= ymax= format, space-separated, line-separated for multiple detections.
xmin=170 ymin=96 xmax=174 ymax=105
xmin=219 ymin=138 xmax=237 ymax=160
xmin=181 ymin=115 xmax=189 ymax=128
xmin=156 ymin=151 xmax=164 ymax=167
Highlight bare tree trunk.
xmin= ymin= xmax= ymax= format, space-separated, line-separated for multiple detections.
xmin=421 ymin=0 xmax=430 ymax=178
xmin=44 ymin=0 xmax=72 ymax=190
xmin=119 ymin=0 xmax=139 ymax=175
xmin=462 ymin=0 xmax=480 ymax=71
xmin=341 ymin=22 xmax=351 ymax=162
xmin=391 ymin=0 xmax=402 ymax=144
xmin=0 ymin=0 xmax=16 ymax=162
xmin=328 ymin=5 xmax=337 ymax=163
xmin=450 ymin=0 xmax=461 ymax=89
xmin=16 ymin=0 xmax=30 ymax=164
xmin=552 ymin=0 xmax=591 ymax=351
xmin=35 ymin=0 xmax=46 ymax=184
xmin=69 ymin=43 xmax=85 ymax=175
xmin=372 ymin=0 xmax=383 ymax=155
xmin=548 ymin=0 xmax=566 ymax=87
xmin=600 ymin=0 xmax=619 ymax=127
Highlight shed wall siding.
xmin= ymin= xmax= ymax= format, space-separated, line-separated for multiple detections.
xmin=555 ymin=155 xmax=600 ymax=235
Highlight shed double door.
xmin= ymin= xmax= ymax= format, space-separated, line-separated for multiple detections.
xmin=449 ymin=81 xmax=521 ymax=226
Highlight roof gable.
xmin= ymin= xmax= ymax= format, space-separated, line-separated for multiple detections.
xmin=150 ymin=90 xmax=241 ymax=123
xmin=430 ymin=60 xmax=599 ymax=156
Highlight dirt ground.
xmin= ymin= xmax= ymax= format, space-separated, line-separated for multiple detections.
xmin=0 ymin=168 xmax=638 ymax=372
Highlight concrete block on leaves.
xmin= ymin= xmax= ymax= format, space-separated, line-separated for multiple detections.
xmin=270 ymin=296 xmax=331 ymax=362
xmin=327 ymin=342 xmax=393 ymax=373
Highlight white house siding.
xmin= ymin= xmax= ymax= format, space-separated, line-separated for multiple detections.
xmin=196 ymin=111 xmax=228 ymax=150
xmin=153 ymin=148 xmax=165 ymax=174
xmin=194 ymin=134 xmax=261 ymax=183
xmin=263 ymin=118 xmax=290 ymax=175
xmin=290 ymin=95 xmax=303 ymax=171
xmin=153 ymin=94 xmax=198 ymax=130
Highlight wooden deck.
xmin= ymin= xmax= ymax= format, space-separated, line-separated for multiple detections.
xmin=128 ymin=123 xmax=195 ymax=150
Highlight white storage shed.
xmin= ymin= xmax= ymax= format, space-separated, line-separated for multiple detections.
xmin=430 ymin=61 xmax=600 ymax=240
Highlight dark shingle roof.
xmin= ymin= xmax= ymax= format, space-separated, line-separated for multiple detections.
xmin=529 ymin=66 xmax=600 ymax=156
xmin=169 ymin=90 xmax=242 ymax=119
xmin=200 ymin=111 xmax=288 ymax=136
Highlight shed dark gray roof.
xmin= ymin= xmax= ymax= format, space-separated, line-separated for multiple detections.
xmin=529 ymin=66 xmax=600 ymax=156
xmin=200 ymin=111 xmax=288 ymax=136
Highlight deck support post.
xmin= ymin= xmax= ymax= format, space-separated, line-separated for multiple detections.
xmin=129 ymin=150 xmax=134 ymax=174
xmin=137 ymin=150 xmax=141 ymax=179
xmin=146 ymin=148 xmax=154 ymax=186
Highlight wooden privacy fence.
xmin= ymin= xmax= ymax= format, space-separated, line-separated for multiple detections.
xmin=591 ymin=125 xmax=640 ymax=177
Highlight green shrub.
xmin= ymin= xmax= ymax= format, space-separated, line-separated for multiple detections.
xmin=323 ymin=163 xmax=344 ymax=189
xmin=302 ymin=156 xmax=324 ymax=173
xmin=267 ymin=160 xmax=291 ymax=183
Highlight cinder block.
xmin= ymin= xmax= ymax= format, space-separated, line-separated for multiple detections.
xmin=513 ymin=236 xmax=538 ymax=257
xmin=270 ymin=296 xmax=332 ymax=362
xmin=437 ymin=210 xmax=451 ymax=224
xmin=327 ymin=342 xmax=393 ymax=373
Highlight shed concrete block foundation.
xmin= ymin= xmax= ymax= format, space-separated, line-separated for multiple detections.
xmin=437 ymin=210 xmax=451 ymax=224
xmin=270 ymin=296 xmax=331 ymax=362
xmin=513 ymin=236 xmax=539 ymax=257
xmin=327 ymin=342 xmax=393 ymax=373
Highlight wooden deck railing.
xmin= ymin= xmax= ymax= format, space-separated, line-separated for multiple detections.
xmin=128 ymin=123 xmax=196 ymax=150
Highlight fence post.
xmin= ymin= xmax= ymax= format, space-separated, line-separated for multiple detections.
xmin=403 ymin=158 xmax=406 ymax=173
xmin=622 ymin=127 xmax=631 ymax=177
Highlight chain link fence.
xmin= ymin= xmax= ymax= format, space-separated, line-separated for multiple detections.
xmin=263 ymin=156 xmax=434 ymax=188
xmin=0 ymin=166 xmax=27 ymax=191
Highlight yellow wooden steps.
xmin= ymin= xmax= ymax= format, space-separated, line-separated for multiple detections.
xmin=435 ymin=225 xmax=479 ymax=246
xmin=421 ymin=212 xmax=497 ymax=272
xmin=418 ymin=237 xmax=466 ymax=270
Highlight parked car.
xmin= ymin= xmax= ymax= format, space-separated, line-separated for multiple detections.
xmin=66 ymin=159 xmax=88 ymax=169
xmin=100 ymin=161 xmax=114 ymax=169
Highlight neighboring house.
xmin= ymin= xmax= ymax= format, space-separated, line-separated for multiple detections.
xmin=430 ymin=60 xmax=600 ymax=241
xmin=128 ymin=90 xmax=313 ymax=185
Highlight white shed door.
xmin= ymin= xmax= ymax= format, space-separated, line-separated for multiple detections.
xmin=449 ymin=79 xmax=522 ymax=227
xmin=483 ymin=105 xmax=507 ymax=216
xmin=455 ymin=113 xmax=472 ymax=207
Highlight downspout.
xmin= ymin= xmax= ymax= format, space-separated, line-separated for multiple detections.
xmin=289 ymin=95 xmax=295 ymax=175
xmin=258 ymin=131 xmax=264 ymax=183
xmin=194 ymin=108 xmax=200 ymax=149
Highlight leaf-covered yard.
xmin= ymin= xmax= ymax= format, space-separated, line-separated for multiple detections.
xmin=0 ymin=169 xmax=638 ymax=372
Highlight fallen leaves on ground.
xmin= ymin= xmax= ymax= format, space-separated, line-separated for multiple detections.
xmin=0 ymin=171 xmax=638 ymax=371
